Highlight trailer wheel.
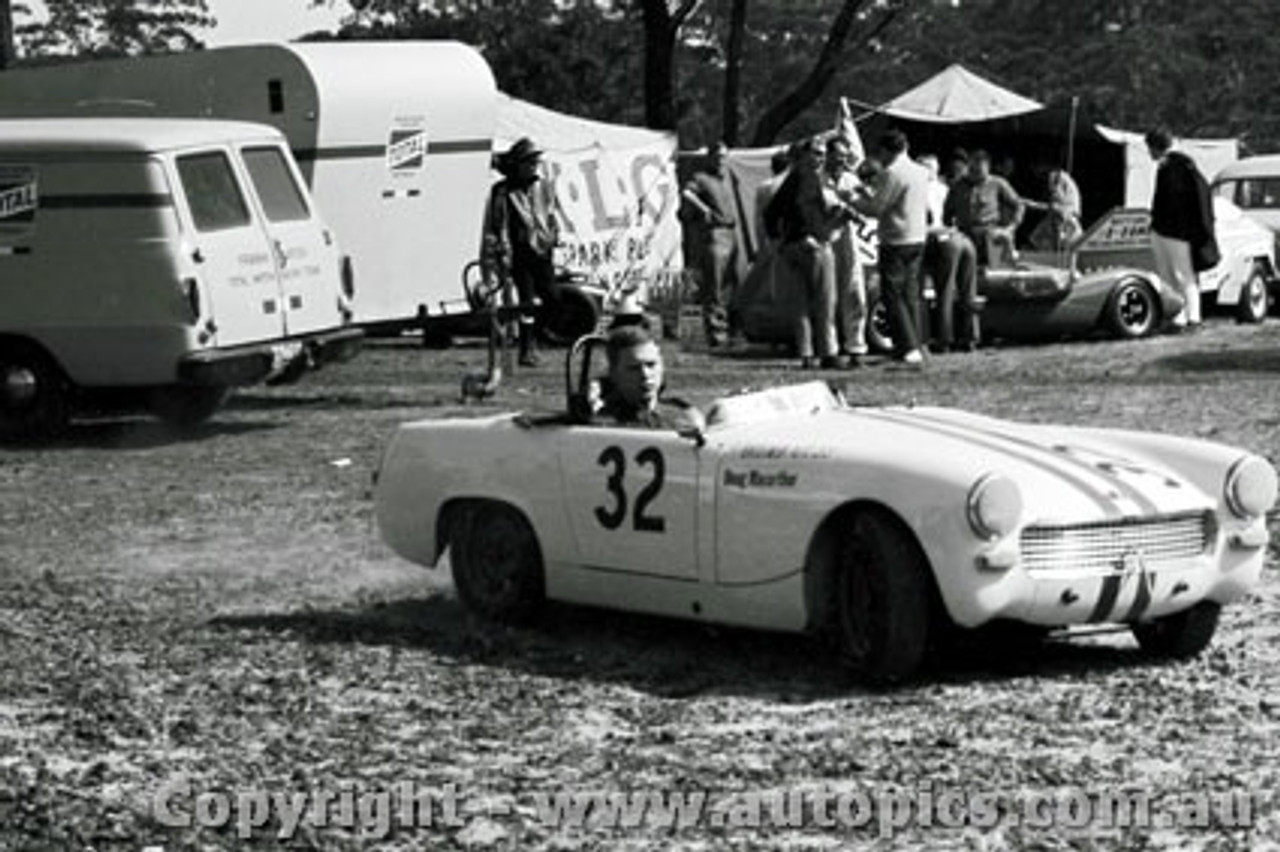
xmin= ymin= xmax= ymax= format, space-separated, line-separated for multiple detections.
xmin=148 ymin=385 xmax=230 ymax=427
xmin=0 ymin=341 xmax=71 ymax=441
xmin=540 ymin=287 xmax=601 ymax=346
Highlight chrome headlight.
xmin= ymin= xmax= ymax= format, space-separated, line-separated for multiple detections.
xmin=967 ymin=474 xmax=1024 ymax=540
xmin=1224 ymin=455 xmax=1278 ymax=519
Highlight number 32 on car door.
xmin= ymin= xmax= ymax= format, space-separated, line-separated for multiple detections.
xmin=557 ymin=432 xmax=699 ymax=580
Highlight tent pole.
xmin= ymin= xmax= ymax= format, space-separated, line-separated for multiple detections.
xmin=1066 ymin=95 xmax=1079 ymax=173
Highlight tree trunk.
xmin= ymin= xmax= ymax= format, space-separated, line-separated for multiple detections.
xmin=721 ymin=0 xmax=747 ymax=145
xmin=639 ymin=0 xmax=701 ymax=131
xmin=749 ymin=0 xmax=901 ymax=146
xmin=0 ymin=0 xmax=15 ymax=70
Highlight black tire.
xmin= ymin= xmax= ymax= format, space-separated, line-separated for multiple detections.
xmin=1106 ymin=279 xmax=1159 ymax=339
xmin=540 ymin=287 xmax=601 ymax=346
xmin=148 ymin=385 xmax=230 ymax=427
xmin=0 ymin=341 xmax=71 ymax=441
xmin=866 ymin=294 xmax=895 ymax=354
xmin=834 ymin=510 xmax=933 ymax=683
xmin=450 ymin=501 xmax=545 ymax=624
xmin=1132 ymin=601 xmax=1221 ymax=660
xmin=1235 ymin=264 xmax=1269 ymax=324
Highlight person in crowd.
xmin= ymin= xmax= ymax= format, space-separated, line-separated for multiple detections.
xmin=923 ymin=226 xmax=981 ymax=353
xmin=753 ymin=147 xmax=792 ymax=257
xmin=824 ymin=135 xmax=870 ymax=366
xmin=942 ymin=149 xmax=970 ymax=187
xmin=1145 ymin=127 xmax=1217 ymax=331
xmin=480 ymin=137 xmax=562 ymax=367
xmin=765 ymin=136 xmax=844 ymax=369
xmin=917 ymin=153 xmax=950 ymax=227
xmin=680 ymin=141 xmax=740 ymax=348
xmin=593 ymin=324 xmax=702 ymax=430
xmin=851 ymin=128 xmax=930 ymax=367
xmin=943 ymin=148 xmax=1025 ymax=268
xmin=1026 ymin=167 xmax=1083 ymax=251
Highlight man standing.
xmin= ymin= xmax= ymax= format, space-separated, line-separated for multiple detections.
xmin=480 ymin=137 xmax=562 ymax=367
xmin=851 ymin=129 xmax=930 ymax=366
xmin=824 ymin=135 xmax=869 ymax=365
xmin=765 ymin=137 xmax=843 ymax=369
xmin=943 ymin=149 xmax=1024 ymax=268
xmin=1146 ymin=128 xmax=1217 ymax=331
xmin=681 ymin=141 xmax=740 ymax=348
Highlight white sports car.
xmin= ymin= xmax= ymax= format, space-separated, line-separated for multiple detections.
xmin=374 ymin=370 xmax=1276 ymax=681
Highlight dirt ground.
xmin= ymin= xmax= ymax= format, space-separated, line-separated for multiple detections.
xmin=2 ymin=318 xmax=1280 ymax=850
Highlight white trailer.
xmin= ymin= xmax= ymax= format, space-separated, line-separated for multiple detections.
xmin=0 ymin=42 xmax=498 ymax=331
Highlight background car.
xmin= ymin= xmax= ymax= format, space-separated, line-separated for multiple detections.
xmin=1066 ymin=199 xmax=1278 ymax=324
xmin=374 ymin=356 xmax=1276 ymax=682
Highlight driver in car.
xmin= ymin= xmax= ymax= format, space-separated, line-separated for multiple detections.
xmin=593 ymin=325 xmax=703 ymax=431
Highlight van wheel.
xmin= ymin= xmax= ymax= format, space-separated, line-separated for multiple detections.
xmin=835 ymin=510 xmax=932 ymax=683
xmin=1235 ymin=264 xmax=1268 ymax=324
xmin=149 ymin=385 xmax=230 ymax=427
xmin=0 ymin=342 xmax=71 ymax=441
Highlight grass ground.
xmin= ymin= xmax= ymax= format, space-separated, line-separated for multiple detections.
xmin=2 ymin=318 xmax=1279 ymax=850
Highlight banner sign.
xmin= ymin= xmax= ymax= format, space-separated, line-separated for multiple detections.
xmin=541 ymin=141 xmax=684 ymax=300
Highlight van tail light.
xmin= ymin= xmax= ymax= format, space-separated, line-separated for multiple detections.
xmin=340 ymin=255 xmax=355 ymax=299
xmin=182 ymin=277 xmax=201 ymax=323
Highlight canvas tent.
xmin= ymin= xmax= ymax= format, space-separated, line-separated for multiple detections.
xmin=878 ymin=63 xmax=1044 ymax=124
xmin=494 ymin=93 xmax=683 ymax=300
xmin=860 ymin=68 xmax=1238 ymax=227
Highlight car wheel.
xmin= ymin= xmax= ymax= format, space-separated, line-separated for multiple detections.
xmin=1235 ymin=264 xmax=1269 ymax=324
xmin=835 ymin=510 xmax=933 ymax=683
xmin=450 ymin=500 xmax=545 ymax=624
xmin=1131 ymin=601 xmax=1220 ymax=660
xmin=0 ymin=341 xmax=71 ymax=441
xmin=540 ymin=287 xmax=601 ymax=346
xmin=866 ymin=295 xmax=895 ymax=354
xmin=1106 ymin=279 xmax=1159 ymax=339
xmin=149 ymin=385 xmax=230 ymax=427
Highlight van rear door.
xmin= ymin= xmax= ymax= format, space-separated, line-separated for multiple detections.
xmin=172 ymin=147 xmax=286 ymax=347
xmin=239 ymin=144 xmax=342 ymax=336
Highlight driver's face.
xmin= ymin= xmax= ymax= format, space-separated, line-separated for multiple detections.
xmin=610 ymin=341 xmax=663 ymax=411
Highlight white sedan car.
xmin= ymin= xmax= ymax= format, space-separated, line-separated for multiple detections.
xmin=374 ymin=377 xmax=1275 ymax=681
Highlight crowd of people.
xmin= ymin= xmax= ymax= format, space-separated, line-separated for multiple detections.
xmin=478 ymin=123 xmax=1217 ymax=383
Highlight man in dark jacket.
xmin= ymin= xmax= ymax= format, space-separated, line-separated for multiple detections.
xmin=1146 ymin=127 xmax=1217 ymax=331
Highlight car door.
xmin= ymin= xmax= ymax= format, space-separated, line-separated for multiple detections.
xmin=238 ymin=144 xmax=343 ymax=336
xmin=172 ymin=147 xmax=285 ymax=347
xmin=557 ymin=426 xmax=700 ymax=580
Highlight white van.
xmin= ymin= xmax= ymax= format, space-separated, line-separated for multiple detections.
xmin=0 ymin=117 xmax=362 ymax=438
xmin=0 ymin=42 xmax=498 ymax=334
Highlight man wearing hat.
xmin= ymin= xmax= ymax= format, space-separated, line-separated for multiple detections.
xmin=480 ymin=136 xmax=563 ymax=366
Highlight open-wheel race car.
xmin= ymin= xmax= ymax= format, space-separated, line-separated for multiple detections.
xmin=373 ymin=344 xmax=1277 ymax=682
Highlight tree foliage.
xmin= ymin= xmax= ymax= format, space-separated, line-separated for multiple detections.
xmin=15 ymin=0 xmax=213 ymax=57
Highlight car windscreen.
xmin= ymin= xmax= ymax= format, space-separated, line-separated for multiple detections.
xmin=242 ymin=146 xmax=310 ymax=223
xmin=1218 ymin=177 xmax=1280 ymax=210
xmin=176 ymin=151 xmax=251 ymax=232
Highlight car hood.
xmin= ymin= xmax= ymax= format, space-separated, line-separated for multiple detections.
xmin=715 ymin=403 xmax=1212 ymax=524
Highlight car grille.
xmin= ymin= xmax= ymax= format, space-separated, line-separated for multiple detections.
xmin=1020 ymin=511 xmax=1215 ymax=573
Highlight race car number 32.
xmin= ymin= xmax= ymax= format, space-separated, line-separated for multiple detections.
xmin=595 ymin=445 xmax=665 ymax=533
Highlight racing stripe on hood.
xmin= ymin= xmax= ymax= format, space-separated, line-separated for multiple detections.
xmin=858 ymin=409 xmax=1132 ymax=518
xmin=896 ymin=409 xmax=1165 ymax=515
